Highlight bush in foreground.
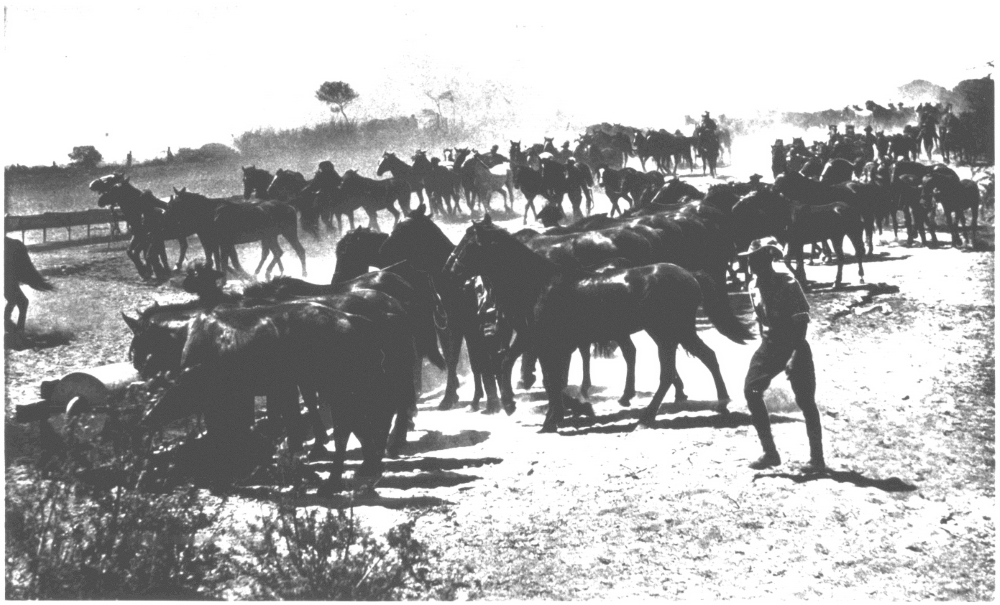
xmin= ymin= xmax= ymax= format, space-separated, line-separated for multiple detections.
xmin=5 ymin=402 xmax=468 ymax=599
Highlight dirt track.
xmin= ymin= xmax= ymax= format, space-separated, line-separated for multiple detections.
xmin=4 ymin=181 xmax=995 ymax=599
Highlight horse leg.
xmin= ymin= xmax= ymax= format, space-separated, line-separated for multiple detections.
xmin=609 ymin=196 xmax=621 ymax=218
xmin=618 ymin=336 xmax=637 ymax=406
xmin=265 ymin=240 xmax=285 ymax=280
xmin=524 ymin=196 xmax=536 ymax=225
xmin=438 ymin=324 xmax=463 ymax=410
xmin=367 ymin=208 xmax=382 ymax=233
xmin=253 ymin=240 xmax=270 ymax=276
xmin=175 ymin=238 xmax=188 ymax=271
xmin=127 ymin=236 xmax=152 ymax=279
xmin=680 ymin=331 xmax=731 ymax=407
xmin=300 ymin=388 xmax=329 ymax=461
xmin=578 ymin=345 xmax=591 ymax=398
xmin=501 ymin=333 xmax=529 ymax=410
xmin=538 ymin=349 xmax=572 ymax=433
xmin=635 ymin=335 xmax=679 ymax=429
xmin=518 ymin=348 xmax=538 ymax=390
xmin=323 ymin=422 xmax=352 ymax=494
xmin=7 ymin=288 xmax=28 ymax=331
xmin=946 ymin=209 xmax=962 ymax=247
xmin=282 ymin=228 xmax=308 ymax=277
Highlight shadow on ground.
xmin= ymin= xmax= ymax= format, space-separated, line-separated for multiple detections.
xmin=5 ymin=328 xmax=75 ymax=351
xmin=753 ymin=468 xmax=918 ymax=492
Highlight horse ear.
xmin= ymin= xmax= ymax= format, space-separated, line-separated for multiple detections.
xmin=482 ymin=213 xmax=492 ymax=225
xmin=122 ymin=312 xmax=141 ymax=334
xmin=173 ymin=187 xmax=180 ymax=194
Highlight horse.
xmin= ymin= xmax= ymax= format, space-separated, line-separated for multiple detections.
xmin=141 ymin=294 xmax=415 ymax=491
xmin=460 ymin=154 xmax=513 ymax=213
xmin=920 ymin=171 xmax=981 ymax=247
xmin=774 ymin=170 xmax=875 ymax=257
xmin=694 ymin=127 xmax=720 ymax=177
xmin=512 ymin=165 xmax=547 ymax=224
xmin=411 ymin=151 xmax=459 ymax=216
xmin=242 ymin=166 xmax=275 ymax=200
xmin=332 ymin=169 xmax=410 ymax=232
xmin=599 ymin=167 xmax=636 ymax=217
xmin=264 ymin=168 xmax=326 ymax=236
xmin=819 ymin=158 xmax=863 ymax=185
xmin=374 ymin=207 xmax=513 ymax=413
xmin=265 ymin=168 xmax=309 ymax=202
xmin=166 ymin=188 xmax=307 ymax=278
xmin=512 ymin=225 xmax=680 ymax=406
xmin=5 ymin=236 xmax=55 ymax=332
xmin=377 ymin=152 xmax=426 ymax=207
xmin=92 ymin=176 xmax=178 ymax=279
xmin=128 ymin=260 xmax=438 ymax=460
xmin=334 ymin=211 xmax=506 ymax=412
xmin=444 ymin=215 xmax=752 ymax=432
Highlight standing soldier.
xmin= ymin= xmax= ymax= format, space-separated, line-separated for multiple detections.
xmin=738 ymin=237 xmax=826 ymax=473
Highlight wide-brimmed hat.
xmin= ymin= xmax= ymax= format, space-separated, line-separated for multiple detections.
xmin=738 ymin=237 xmax=785 ymax=259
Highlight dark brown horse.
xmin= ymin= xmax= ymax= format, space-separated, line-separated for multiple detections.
xmin=5 ymin=236 xmax=55 ymax=332
xmin=445 ymin=215 xmax=752 ymax=432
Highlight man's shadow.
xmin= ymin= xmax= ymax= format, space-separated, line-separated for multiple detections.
xmin=753 ymin=468 xmax=917 ymax=493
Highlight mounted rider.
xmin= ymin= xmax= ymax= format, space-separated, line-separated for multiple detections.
xmin=700 ymin=111 xmax=718 ymax=134
xmin=302 ymin=160 xmax=341 ymax=197
xmin=481 ymin=144 xmax=509 ymax=168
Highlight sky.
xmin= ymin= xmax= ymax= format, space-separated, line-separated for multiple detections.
xmin=3 ymin=0 xmax=995 ymax=166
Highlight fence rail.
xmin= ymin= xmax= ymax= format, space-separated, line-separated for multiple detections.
xmin=5 ymin=209 xmax=128 ymax=249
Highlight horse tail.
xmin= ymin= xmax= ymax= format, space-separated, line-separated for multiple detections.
xmin=592 ymin=341 xmax=618 ymax=358
xmin=690 ymin=270 xmax=752 ymax=344
xmin=8 ymin=239 xmax=54 ymax=292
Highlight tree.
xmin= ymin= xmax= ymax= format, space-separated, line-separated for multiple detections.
xmin=315 ymin=81 xmax=359 ymax=125
xmin=68 ymin=146 xmax=102 ymax=169
xmin=424 ymin=90 xmax=455 ymax=132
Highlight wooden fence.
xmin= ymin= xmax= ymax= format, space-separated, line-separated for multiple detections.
xmin=4 ymin=209 xmax=129 ymax=249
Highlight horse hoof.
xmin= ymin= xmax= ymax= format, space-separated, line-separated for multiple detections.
xmin=481 ymin=407 xmax=499 ymax=415
xmin=538 ymin=423 xmax=559 ymax=434
xmin=502 ymin=400 xmax=517 ymax=416
xmin=674 ymin=392 xmax=689 ymax=403
xmin=632 ymin=422 xmax=651 ymax=432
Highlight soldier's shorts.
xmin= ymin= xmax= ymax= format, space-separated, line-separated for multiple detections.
xmin=744 ymin=325 xmax=815 ymax=399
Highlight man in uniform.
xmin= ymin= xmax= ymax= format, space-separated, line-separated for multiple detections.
xmin=738 ymin=237 xmax=826 ymax=472
xmin=482 ymin=144 xmax=509 ymax=167
xmin=701 ymin=111 xmax=718 ymax=133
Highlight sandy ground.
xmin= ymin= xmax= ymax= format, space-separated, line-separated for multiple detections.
xmin=4 ymin=160 xmax=994 ymax=599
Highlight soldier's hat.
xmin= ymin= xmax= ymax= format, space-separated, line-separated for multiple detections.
xmin=863 ymin=125 xmax=873 ymax=132
xmin=738 ymin=236 xmax=785 ymax=259
xmin=318 ymin=160 xmax=334 ymax=172
xmin=748 ymin=173 xmax=763 ymax=182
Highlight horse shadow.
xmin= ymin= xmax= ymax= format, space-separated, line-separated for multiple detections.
xmin=860 ymin=252 xmax=911 ymax=264
xmin=542 ymin=409 xmax=801 ymax=437
xmin=752 ymin=468 xmax=918 ymax=493
xmin=806 ymin=282 xmax=900 ymax=295
xmin=395 ymin=429 xmax=492 ymax=456
xmin=4 ymin=327 xmax=74 ymax=351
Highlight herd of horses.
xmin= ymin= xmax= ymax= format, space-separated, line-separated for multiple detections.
xmin=4 ymin=115 xmax=986 ymax=490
